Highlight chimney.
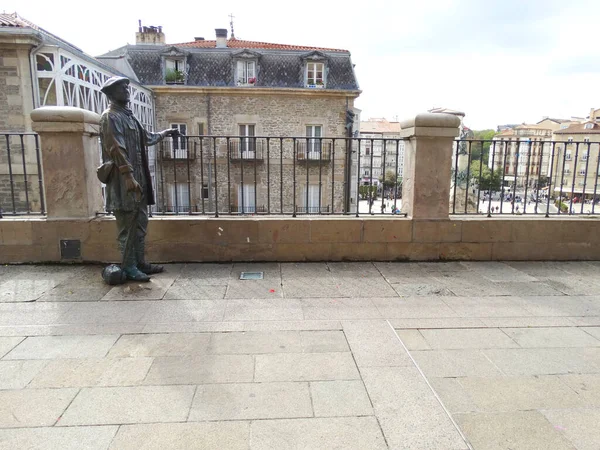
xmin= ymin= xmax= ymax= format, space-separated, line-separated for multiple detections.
xmin=194 ymin=37 xmax=205 ymax=41
xmin=215 ymin=28 xmax=228 ymax=48
xmin=136 ymin=21 xmax=166 ymax=45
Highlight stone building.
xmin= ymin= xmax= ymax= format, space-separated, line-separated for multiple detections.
xmin=552 ymin=113 xmax=600 ymax=201
xmin=0 ymin=13 xmax=154 ymax=214
xmin=98 ymin=27 xmax=361 ymax=214
xmin=358 ymin=118 xmax=403 ymax=189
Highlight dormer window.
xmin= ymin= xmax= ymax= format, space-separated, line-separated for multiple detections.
xmin=584 ymin=123 xmax=594 ymax=129
xmin=165 ymin=59 xmax=185 ymax=84
xmin=306 ymin=62 xmax=325 ymax=88
xmin=237 ymin=60 xmax=256 ymax=86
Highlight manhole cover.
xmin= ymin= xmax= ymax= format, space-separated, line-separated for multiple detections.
xmin=240 ymin=272 xmax=264 ymax=280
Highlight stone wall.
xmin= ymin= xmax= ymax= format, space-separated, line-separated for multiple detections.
xmin=1 ymin=216 xmax=599 ymax=263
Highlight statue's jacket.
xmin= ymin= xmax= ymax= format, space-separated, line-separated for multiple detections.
xmin=99 ymin=103 xmax=164 ymax=211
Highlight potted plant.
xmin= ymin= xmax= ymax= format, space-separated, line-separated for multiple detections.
xmin=165 ymin=68 xmax=184 ymax=84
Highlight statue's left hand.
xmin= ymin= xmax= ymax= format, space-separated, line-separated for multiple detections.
xmin=162 ymin=128 xmax=180 ymax=138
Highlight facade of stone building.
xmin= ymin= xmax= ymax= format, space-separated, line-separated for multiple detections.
xmin=552 ymin=118 xmax=600 ymax=200
xmin=358 ymin=118 xmax=404 ymax=189
xmin=97 ymin=27 xmax=360 ymax=214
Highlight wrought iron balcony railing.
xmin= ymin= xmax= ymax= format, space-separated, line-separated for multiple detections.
xmin=296 ymin=141 xmax=332 ymax=161
xmin=228 ymin=139 xmax=264 ymax=161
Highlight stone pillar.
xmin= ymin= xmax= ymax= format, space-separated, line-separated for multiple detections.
xmin=31 ymin=106 xmax=103 ymax=220
xmin=400 ymin=113 xmax=461 ymax=219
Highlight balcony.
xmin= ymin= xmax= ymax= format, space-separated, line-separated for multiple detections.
xmin=295 ymin=205 xmax=331 ymax=214
xmin=228 ymin=139 xmax=264 ymax=162
xmin=160 ymin=139 xmax=195 ymax=161
xmin=296 ymin=141 xmax=332 ymax=162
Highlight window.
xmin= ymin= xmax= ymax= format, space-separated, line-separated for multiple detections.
xmin=168 ymin=183 xmax=190 ymax=213
xmin=170 ymin=123 xmax=187 ymax=158
xmin=579 ymin=168 xmax=586 ymax=176
xmin=565 ymin=152 xmax=572 ymax=160
xmin=564 ymin=164 xmax=571 ymax=174
xmin=582 ymin=153 xmax=589 ymax=161
xmin=236 ymin=60 xmax=256 ymax=85
xmin=306 ymin=62 xmax=325 ymax=87
xmin=306 ymin=125 xmax=322 ymax=158
xmin=567 ymin=137 xmax=574 ymax=144
xmin=239 ymin=124 xmax=256 ymax=158
xmin=302 ymin=185 xmax=321 ymax=213
xmin=237 ymin=184 xmax=256 ymax=213
xmin=202 ymin=183 xmax=209 ymax=200
xmin=365 ymin=144 xmax=371 ymax=156
xmin=165 ymin=59 xmax=185 ymax=84
xmin=584 ymin=137 xmax=590 ymax=144
xmin=584 ymin=123 xmax=594 ymax=129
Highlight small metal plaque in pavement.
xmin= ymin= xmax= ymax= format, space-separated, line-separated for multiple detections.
xmin=239 ymin=272 xmax=264 ymax=280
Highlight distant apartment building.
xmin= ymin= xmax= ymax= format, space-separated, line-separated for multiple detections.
xmin=551 ymin=115 xmax=600 ymax=200
xmin=358 ymin=118 xmax=403 ymax=187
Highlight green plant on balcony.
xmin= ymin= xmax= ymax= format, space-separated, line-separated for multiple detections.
xmin=165 ymin=68 xmax=184 ymax=84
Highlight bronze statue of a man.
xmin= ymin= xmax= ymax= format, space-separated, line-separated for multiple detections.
xmin=99 ymin=76 xmax=177 ymax=282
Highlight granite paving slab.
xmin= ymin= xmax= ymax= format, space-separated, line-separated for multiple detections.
xmin=0 ymin=360 xmax=48 ymax=389
xmin=0 ymin=388 xmax=78 ymax=427
xmin=107 ymin=333 xmax=211 ymax=357
xmin=254 ymin=352 xmax=359 ymax=382
xmin=542 ymin=408 xmax=600 ymax=450
xmin=310 ymin=380 xmax=374 ymax=417
xmin=143 ymin=355 xmax=254 ymax=384
xmin=418 ymin=328 xmax=520 ymax=349
xmin=0 ymin=426 xmax=119 ymax=450
xmin=502 ymin=327 xmax=600 ymax=348
xmin=0 ymin=337 xmax=24 ymax=358
xmin=163 ymin=280 xmax=227 ymax=300
xmin=3 ymin=335 xmax=119 ymax=360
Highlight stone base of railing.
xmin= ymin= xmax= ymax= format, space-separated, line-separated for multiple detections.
xmin=0 ymin=216 xmax=598 ymax=263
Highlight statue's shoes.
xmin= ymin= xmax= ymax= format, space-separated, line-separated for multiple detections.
xmin=138 ymin=263 xmax=164 ymax=275
xmin=123 ymin=267 xmax=151 ymax=282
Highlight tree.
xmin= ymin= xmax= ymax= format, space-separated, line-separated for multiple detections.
xmin=379 ymin=170 xmax=402 ymax=190
xmin=469 ymin=160 xmax=503 ymax=192
xmin=470 ymin=130 xmax=496 ymax=164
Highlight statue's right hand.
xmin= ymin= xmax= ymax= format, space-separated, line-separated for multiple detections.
xmin=124 ymin=174 xmax=143 ymax=200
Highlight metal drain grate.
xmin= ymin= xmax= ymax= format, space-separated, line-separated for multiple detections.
xmin=239 ymin=272 xmax=264 ymax=280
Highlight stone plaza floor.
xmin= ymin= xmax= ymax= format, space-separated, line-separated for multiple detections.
xmin=0 ymin=261 xmax=599 ymax=449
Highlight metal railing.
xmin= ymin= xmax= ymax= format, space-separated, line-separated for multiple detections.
xmin=451 ymin=139 xmax=600 ymax=216
xmin=0 ymin=133 xmax=45 ymax=216
xmin=154 ymin=135 xmax=408 ymax=217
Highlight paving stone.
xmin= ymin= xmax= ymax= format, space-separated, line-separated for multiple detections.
xmin=481 ymin=317 xmax=577 ymax=328
xmin=0 ymin=426 xmax=118 ymax=450
xmin=0 ymin=303 xmax=73 ymax=326
xmin=518 ymin=296 xmax=600 ymax=317
xmin=505 ymin=261 xmax=571 ymax=278
xmin=142 ymin=322 xmax=245 ymax=333
xmin=326 ymin=262 xmax=380 ymax=275
xmin=28 ymin=357 xmax=153 ymax=388
xmin=250 ymin=417 xmax=387 ymax=450
xmin=310 ymin=380 xmax=373 ymax=417
xmin=232 ymin=262 xmax=281 ymax=281
xmin=583 ymin=326 xmax=600 ymax=340
xmin=179 ymin=263 xmax=233 ymax=283
xmin=343 ymin=320 xmax=412 ymax=367
xmin=58 ymin=301 xmax=151 ymax=324
xmin=559 ymin=374 xmax=600 ymax=406
xmin=394 ymin=329 xmax=431 ymax=350
xmin=455 ymin=411 xmax=576 ymax=450
xmin=163 ymin=280 xmax=227 ymax=300
xmin=389 ymin=317 xmax=487 ymax=329
xmin=374 ymin=262 xmax=439 ymax=284
xmin=225 ymin=280 xmax=284 ymax=299
xmin=542 ymin=408 xmax=600 ymax=450
xmin=108 ymin=422 xmax=249 ymax=450
xmin=372 ymin=297 xmax=458 ymax=319
xmin=58 ymin=385 xmax=195 ymax=426
xmin=38 ymin=286 xmax=112 ymax=302
xmin=3 ymin=335 xmax=119 ymax=360
xmin=255 ymin=352 xmax=359 ymax=382
xmin=418 ymin=262 xmax=470 ymax=274
xmin=241 ymin=320 xmax=343 ymax=332
xmin=0 ymin=323 xmax=146 ymax=337
xmin=569 ymin=317 xmax=600 ymax=326
xmin=101 ymin=277 xmax=175 ymax=301
xmin=283 ymin=281 xmax=352 ymax=298
xmin=144 ymin=355 xmax=254 ymax=384
xmin=502 ymin=327 xmax=600 ymax=348
xmin=140 ymin=300 xmax=226 ymax=323
xmin=491 ymin=281 xmax=565 ymax=296
xmin=341 ymin=279 xmax=399 ymax=298
xmin=189 ymin=382 xmax=312 ymax=420
xmin=459 ymin=375 xmax=587 ymax=412
xmin=433 ymin=276 xmax=511 ymax=297
xmin=0 ymin=388 xmax=78 ymax=427
xmin=0 ymin=360 xmax=48 ymax=389
xmin=224 ymin=299 xmax=303 ymax=321
xmin=442 ymin=296 xmax=534 ymax=318
xmin=0 ymin=279 xmax=58 ymax=302
xmin=460 ymin=261 xmax=538 ymax=282
xmin=281 ymin=263 xmax=335 ymax=280
xmin=391 ymin=283 xmax=455 ymax=297
xmin=419 ymin=328 xmax=519 ymax=349
xmin=361 ymin=366 xmax=469 ymax=449
xmin=107 ymin=333 xmax=211 ymax=357
xmin=542 ymin=277 xmax=600 ymax=296
xmin=429 ymin=377 xmax=477 ymax=413
xmin=208 ymin=330 xmax=304 ymax=354
xmin=301 ymin=298 xmax=382 ymax=320
xmin=0 ymin=337 xmax=24 ymax=358
xmin=411 ymin=349 xmax=504 ymax=378
xmin=483 ymin=347 xmax=600 ymax=375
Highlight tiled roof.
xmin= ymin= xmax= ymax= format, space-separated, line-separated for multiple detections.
xmin=100 ymin=45 xmax=359 ymax=90
xmin=554 ymin=122 xmax=600 ymax=134
xmin=0 ymin=13 xmax=24 ymax=27
xmin=537 ymin=118 xmax=571 ymax=124
xmin=172 ymin=38 xmax=348 ymax=53
xmin=360 ymin=119 xmax=401 ymax=134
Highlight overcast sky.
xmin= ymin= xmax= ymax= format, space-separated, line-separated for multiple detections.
xmin=5 ymin=0 xmax=598 ymax=129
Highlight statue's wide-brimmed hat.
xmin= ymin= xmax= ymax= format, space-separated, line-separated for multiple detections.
xmin=100 ymin=76 xmax=130 ymax=95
